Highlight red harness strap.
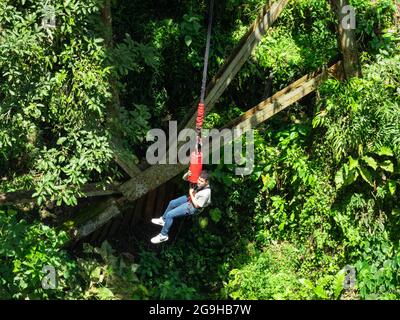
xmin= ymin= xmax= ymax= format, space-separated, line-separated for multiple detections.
xmin=188 ymin=149 xmax=203 ymax=184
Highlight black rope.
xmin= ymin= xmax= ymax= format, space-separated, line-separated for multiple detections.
xmin=200 ymin=0 xmax=214 ymax=104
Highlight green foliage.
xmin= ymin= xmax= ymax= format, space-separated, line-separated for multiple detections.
xmin=225 ymin=243 xmax=312 ymax=299
xmin=355 ymin=253 xmax=400 ymax=300
xmin=254 ymin=0 xmax=337 ymax=88
xmin=0 ymin=207 xmax=147 ymax=299
xmin=1 ymin=0 xmax=399 ymax=301
xmin=78 ymin=241 xmax=148 ymax=300
xmin=0 ymin=0 xmax=153 ymax=206
xmin=335 ymin=147 xmax=398 ymax=192
xmin=350 ymin=0 xmax=398 ymax=54
xmin=225 ymin=242 xmax=357 ymax=300
xmin=0 ymin=207 xmax=80 ymax=299
xmin=136 ymin=248 xmax=200 ymax=299
xmin=313 ymin=53 xmax=400 ymax=162
xmin=32 ymin=131 xmax=113 ymax=206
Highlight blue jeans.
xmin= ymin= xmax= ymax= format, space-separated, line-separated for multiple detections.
xmin=160 ymin=195 xmax=197 ymax=236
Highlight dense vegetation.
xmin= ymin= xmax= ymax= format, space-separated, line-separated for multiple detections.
xmin=0 ymin=0 xmax=399 ymax=299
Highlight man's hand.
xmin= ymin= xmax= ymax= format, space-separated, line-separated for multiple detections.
xmin=183 ymin=170 xmax=192 ymax=181
xmin=189 ymin=187 xmax=199 ymax=208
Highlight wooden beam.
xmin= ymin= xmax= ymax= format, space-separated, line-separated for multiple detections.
xmin=0 ymin=182 xmax=122 ymax=206
xmin=224 ymin=62 xmax=343 ymax=132
xmin=0 ymin=190 xmax=35 ymax=205
xmin=120 ymin=162 xmax=188 ymax=202
xmin=111 ymin=140 xmax=142 ymax=177
xmin=68 ymin=197 xmax=127 ymax=240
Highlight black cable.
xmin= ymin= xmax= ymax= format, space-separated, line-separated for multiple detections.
xmin=200 ymin=0 xmax=214 ymax=104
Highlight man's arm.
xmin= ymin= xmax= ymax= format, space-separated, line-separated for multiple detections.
xmin=189 ymin=188 xmax=201 ymax=208
xmin=183 ymin=170 xmax=192 ymax=181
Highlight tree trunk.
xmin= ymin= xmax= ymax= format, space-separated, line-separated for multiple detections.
xmin=329 ymin=0 xmax=362 ymax=79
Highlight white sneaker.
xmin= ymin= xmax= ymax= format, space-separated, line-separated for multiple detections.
xmin=151 ymin=233 xmax=169 ymax=244
xmin=151 ymin=217 xmax=165 ymax=226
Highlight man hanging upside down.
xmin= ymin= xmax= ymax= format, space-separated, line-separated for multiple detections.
xmin=150 ymin=170 xmax=212 ymax=244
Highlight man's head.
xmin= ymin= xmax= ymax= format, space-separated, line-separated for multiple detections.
xmin=197 ymin=170 xmax=209 ymax=188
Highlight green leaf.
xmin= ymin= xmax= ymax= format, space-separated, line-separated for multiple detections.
xmin=97 ymin=287 xmax=114 ymax=300
xmin=184 ymin=35 xmax=192 ymax=47
xmin=380 ymin=160 xmax=394 ymax=173
xmin=199 ymin=217 xmax=208 ymax=228
xmin=344 ymin=168 xmax=358 ymax=186
xmin=57 ymin=137 xmax=67 ymax=145
xmin=261 ymin=174 xmax=276 ymax=191
xmin=299 ymin=278 xmax=313 ymax=290
xmin=336 ymin=163 xmax=358 ymax=189
xmin=314 ymin=285 xmax=328 ymax=299
xmin=335 ymin=166 xmax=344 ymax=189
xmin=392 ymin=208 xmax=400 ymax=216
xmin=91 ymin=267 xmax=101 ymax=280
xmin=334 ymin=270 xmax=345 ymax=299
xmin=209 ymin=208 xmax=222 ymax=223
xmin=348 ymin=156 xmax=359 ymax=171
xmin=362 ymin=156 xmax=378 ymax=171
xmin=358 ymin=166 xmax=374 ymax=186
xmin=388 ymin=180 xmax=396 ymax=195
xmin=375 ymin=146 xmax=393 ymax=157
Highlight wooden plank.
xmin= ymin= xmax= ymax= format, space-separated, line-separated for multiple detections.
xmin=130 ymin=195 xmax=146 ymax=226
xmin=225 ymin=62 xmax=342 ymax=131
xmin=0 ymin=182 xmax=122 ymax=206
xmin=0 ymin=190 xmax=35 ymax=205
xmin=154 ymin=183 xmax=167 ymax=219
xmin=114 ymin=155 xmax=141 ymax=177
xmin=89 ymin=228 xmax=103 ymax=244
xmin=119 ymin=200 xmax=134 ymax=229
xmin=144 ymin=189 xmax=157 ymax=221
xmin=83 ymin=182 xmax=123 ymax=197
xmin=71 ymin=197 xmax=126 ymax=239
xmin=105 ymin=215 xmax=122 ymax=239
xmin=110 ymin=138 xmax=142 ymax=178
xmin=120 ymin=163 xmax=188 ymax=201
xmin=97 ymin=221 xmax=113 ymax=244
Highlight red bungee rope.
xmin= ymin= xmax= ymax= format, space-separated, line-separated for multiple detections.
xmin=188 ymin=0 xmax=214 ymax=184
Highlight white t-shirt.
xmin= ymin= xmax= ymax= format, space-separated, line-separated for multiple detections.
xmin=194 ymin=186 xmax=211 ymax=208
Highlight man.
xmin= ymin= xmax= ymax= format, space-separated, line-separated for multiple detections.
xmin=150 ymin=170 xmax=212 ymax=244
